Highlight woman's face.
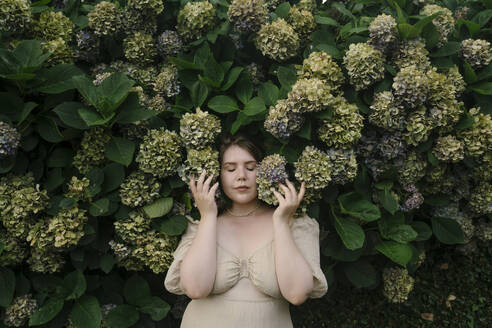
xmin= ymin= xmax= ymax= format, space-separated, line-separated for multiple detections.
xmin=220 ymin=145 xmax=258 ymax=204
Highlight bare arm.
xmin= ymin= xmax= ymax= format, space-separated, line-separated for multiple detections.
xmin=180 ymin=170 xmax=220 ymax=299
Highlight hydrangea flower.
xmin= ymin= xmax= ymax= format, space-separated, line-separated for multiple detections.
xmin=325 ymin=148 xmax=358 ymax=185
xmin=176 ymin=1 xmax=216 ymax=42
xmin=377 ymin=132 xmax=407 ymax=160
xmin=403 ymin=106 xmax=432 ymax=146
xmin=121 ymin=8 xmax=157 ymax=36
xmin=2 ymin=294 xmax=38 ymax=327
xmin=156 ymin=30 xmax=184 ymax=58
xmin=264 ymin=98 xmax=305 ymax=140
xmin=426 ymin=68 xmax=462 ymax=129
xmin=177 ymin=146 xmax=220 ymax=185
xmin=420 ymin=5 xmax=454 ymax=46
xmin=294 ymin=146 xmax=332 ymax=190
xmin=318 ymin=97 xmax=364 ymax=149
xmin=126 ymin=0 xmax=164 ymax=16
xmin=227 ymin=0 xmax=267 ymax=34
xmin=382 ymin=267 xmax=415 ymax=303
xmin=179 ymin=107 xmax=221 ymax=149
xmin=245 ymin=63 xmax=265 ymax=87
xmin=0 ymin=228 xmax=28 ymax=267
xmin=468 ymin=182 xmax=492 ymax=215
xmin=0 ymin=121 xmax=21 ymax=158
xmin=65 ymin=176 xmax=91 ymax=201
xmin=296 ymin=51 xmax=345 ymax=92
xmin=369 ymin=91 xmax=405 ymax=132
xmin=286 ymin=7 xmax=316 ymax=45
xmin=131 ymin=230 xmax=179 ymax=274
xmin=475 ymin=218 xmax=492 ymax=242
xmin=394 ymin=151 xmax=427 ymax=186
xmin=73 ymin=127 xmax=112 ymax=174
xmin=393 ymin=64 xmax=430 ymax=109
xmin=256 ymin=154 xmax=288 ymax=205
xmin=294 ymin=0 xmax=316 ymax=12
xmin=119 ymin=171 xmax=161 ymax=208
xmin=446 ymin=65 xmax=466 ymax=96
xmin=136 ymin=128 xmax=183 ymax=178
xmin=0 ymin=0 xmax=32 ymax=34
xmin=41 ymin=38 xmax=75 ymax=67
xmin=88 ymin=1 xmax=122 ymax=36
xmin=75 ymin=30 xmax=100 ymax=63
xmin=391 ymin=38 xmax=431 ymax=71
xmin=114 ymin=211 xmax=152 ymax=245
xmin=33 ymin=10 xmax=74 ymax=42
xmin=27 ymin=248 xmax=65 ymax=273
xmin=343 ymin=43 xmax=385 ymax=91
xmin=123 ymin=31 xmax=157 ymax=66
xmin=432 ymin=135 xmax=464 ymax=163
xmin=368 ymin=14 xmax=398 ymax=53
xmin=456 ymin=108 xmax=492 ymax=158
xmin=255 ymin=18 xmax=300 ymax=62
xmin=287 ymin=78 xmax=335 ymax=113
xmin=460 ymin=39 xmax=492 ymax=69
xmin=153 ymin=64 xmax=181 ymax=98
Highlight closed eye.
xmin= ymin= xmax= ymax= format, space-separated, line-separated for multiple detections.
xmin=227 ymin=168 xmax=255 ymax=172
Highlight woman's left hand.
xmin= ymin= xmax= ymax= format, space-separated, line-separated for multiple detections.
xmin=272 ymin=179 xmax=306 ymax=221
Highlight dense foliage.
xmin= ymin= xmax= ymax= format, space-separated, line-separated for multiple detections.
xmin=0 ymin=0 xmax=491 ymax=326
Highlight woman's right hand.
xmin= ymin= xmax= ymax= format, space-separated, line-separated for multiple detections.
xmin=189 ymin=169 xmax=219 ymax=219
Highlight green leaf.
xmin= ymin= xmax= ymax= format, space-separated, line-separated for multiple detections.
xmin=53 ymin=102 xmax=89 ymax=129
xmin=231 ymin=111 xmax=246 ymax=134
xmin=168 ymin=57 xmax=199 ymax=70
xmin=142 ymin=197 xmax=173 ymax=219
xmin=78 ymin=107 xmax=114 ymax=126
xmin=105 ymin=137 xmax=135 ymax=167
xmin=0 ymin=268 xmax=15 ymax=307
xmin=13 ymin=40 xmax=50 ymax=69
xmin=422 ymin=23 xmax=440 ymax=49
xmin=431 ymin=217 xmax=465 ymax=244
xmin=386 ymin=224 xmax=418 ymax=243
xmin=105 ymin=305 xmax=139 ymax=328
xmin=62 ymin=270 xmax=86 ymax=300
xmin=277 ymin=66 xmax=297 ymax=90
xmin=72 ymin=75 xmax=99 ymax=108
xmin=469 ymin=82 xmax=492 ymax=95
xmin=411 ymin=221 xmax=432 ymax=241
xmin=114 ymin=93 xmax=157 ymax=124
xmin=427 ymin=151 xmax=439 ymax=167
xmin=275 ymin=2 xmax=291 ymax=18
xmin=375 ymin=241 xmax=413 ymax=266
xmin=242 ymin=97 xmax=266 ymax=116
xmin=315 ymin=44 xmax=342 ymax=59
xmin=208 ymin=95 xmax=239 ymax=113
xmin=36 ymin=64 xmax=84 ymax=94
xmin=314 ymin=15 xmax=339 ymax=26
xmin=398 ymin=23 xmax=419 ymax=39
xmin=124 ymin=275 xmax=151 ymax=306
xmin=89 ymin=198 xmax=110 ymax=216
xmin=295 ymin=119 xmax=311 ymax=140
xmin=19 ymin=102 xmax=37 ymax=125
xmin=333 ymin=213 xmax=365 ymax=250
xmin=0 ymin=92 xmax=23 ymax=121
xmin=220 ymin=67 xmax=243 ymax=91
xmin=190 ymin=80 xmax=209 ymax=107
xmin=157 ymin=215 xmax=188 ymax=236
xmin=322 ymin=234 xmax=364 ymax=261
xmin=463 ymin=61 xmax=478 ymax=84
xmin=235 ymin=74 xmax=253 ymax=105
xmin=101 ymin=163 xmax=125 ymax=193
xmin=338 ymin=192 xmax=381 ymax=222
xmin=100 ymin=254 xmax=115 ymax=274
xmin=377 ymin=189 xmax=399 ymax=215
xmin=69 ymin=295 xmax=101 ymax=328
xmin=28 ymin=298 xmax=64 ymax=326
xmin=203 ymin=55 xmax=225 ymax=86
xmin=137 ymin=297 xmax=170 ymax=321
xmin=35 ymin=116 xmax=64 ymax=143
xmin=476 ymin=62 xmax=492 ymax=81
xmin=472 ymin=9 xmax=492 ymax=27
xmin=429 ymin=42 xmax=460 ymax=57
xmin=343 ymin=260 xmax=377 ymax=288
xmin=47 ymin=147 xmax=73 ymax=168
xmin=258 ymin=81 xmax=279 ymax=107
xmin=331 ymin=2 xmax=356 ymax=20
xmin=100 ymin=72 xmax=135 ymax=112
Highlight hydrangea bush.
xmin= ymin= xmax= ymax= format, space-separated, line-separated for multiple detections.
xmin=0 ymin=0 xmax=491 ymax=325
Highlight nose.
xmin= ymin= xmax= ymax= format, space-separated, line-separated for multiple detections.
xmin=237 ymin=166 xmax=247 ymax=180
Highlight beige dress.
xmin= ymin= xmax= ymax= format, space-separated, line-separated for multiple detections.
xmin=164 ymin=214 xmax=328 ymax=327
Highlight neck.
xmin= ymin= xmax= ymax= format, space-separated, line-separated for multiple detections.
xmin=228 ymin=200 xmax=263 ymax=217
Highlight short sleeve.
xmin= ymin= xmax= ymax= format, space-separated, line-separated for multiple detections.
xmin=164 ymin=215 xmax=200 ymax=295
xmin=290 ymin=215 xmax=328 ymax=298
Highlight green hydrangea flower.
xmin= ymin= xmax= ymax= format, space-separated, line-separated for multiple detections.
xmin=256 ymin=154 xmax=288 ymax=206
xmin=153 ymin=64 xmax=181 ymax=98
xmin=287 ymin=78 xmax=335 ymax=114
xmin=227 ymin=0 xmax=267 ymax=34
xmin=394 ymin=151 xmax=427 ymax=186
xmin=294 ymin=0 xmax=316 ymax=12
xmin=41 ymin=38 xmax=75 ymax=67
xmin=296 ymin=51 xmax=345 ymax=93
xmin=2 ymin=294 xmax=38 ymax=327
xmin=121 ymin=8 xmax=157 ymax=36
xmin=177 ymin=146 xmax=220 ymax=185
xmin=426 ymin=68 xmax=462 ymax=129
xmin=132 ymin=231 xmax=179 ymax=274
xmin=0 ymin=121 xmax=21 ymax=158
xmin=27 ymin=248 xmax=65 ymax=273
xmin=456 ymin=108 xmax=492 ymax=158
xmin=136 ymin=128 xmax=183 ymax=178
xmin=264 ymin=98 xmax=305 ymax=140
xmin=88 ymin=1 xmax=122 ymax=36
xmin=176 ymin=1 xmax=216 ymax=42
xmin=460 ymin=39 xmax=492 ymax=69
xmin=391 ymin=38 xmax=431 ymax=71
xmin=368 ymin=13 xmax=398 ymax=53
xmin=127 ymin=0 xmax=164 ymax=16
xmin=421 ymin=164 xmax=455 ymax=195
xmin=114 ymin=211 xmax=152 ymax=245
xmin=64 ymin=176 xmax=91 ymax=201
xmin=403 ymin=106 xmax=432 ymax=146
xmin=294 ymin=146 xmax=332 ymax=190
xmin=286 ymin=7 xmax=316 ymax=45
xmin=468 ymin=182 xmax=492 ymax=215
xmin=326 ymin=148 xmax=358 ymax=185
xmin=0 ymin=228 xmax=28 ymax=267
xmin=343 ymin=42 xmax=385 ymax=91
xmin=475 ymin=218 xmax=492 ymax=242
xmin=73 ymin=127 xmax=112 ymax=174
xmin=432 ymin=135 xmax=464 ymax=163
xmin=392 ymin=64 xmax=429 ymax=109
xmin=255 ymin=18 xmax=300 ymax=62
xmin=157 ymin=30 xmax=184 ymax=58
xmin=179 ymin=107 xmax=221 ymax=149
xmin=0 ymin=0 xmax=32 ymax=34
xmin=420 ymin=5 xmax=454 ymax=46
xmin=120 ymin=171 xmax=161 ymax=208
xmin=48 ymin=207 xmax=88 ymax=249
xmin=369 ymin=91 xmax=405 ymax=132
xmin=318 ymin=97 xmax=364 ymax=149
xmin=446 ymin=65 xmax=466 ymax=96
xmin=382 ymin=267 xmax=415 ymax=303
xmin=33 ymin=10 xmax=74 ymax=41
xmin=123 ymin=31 xmax=157 ymax=66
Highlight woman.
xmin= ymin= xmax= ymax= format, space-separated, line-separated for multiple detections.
xmin=164 ymin=133 xmax=328 ymax=327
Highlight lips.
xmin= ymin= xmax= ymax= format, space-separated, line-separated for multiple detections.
xmin=235 ymin=186 xmax=249 ymax=191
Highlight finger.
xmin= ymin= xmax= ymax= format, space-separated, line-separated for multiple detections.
xmin=285 ymin=179 xmax=297 ymax=202
xmin=197 ymin=169 xmax=207 ymax=192
xmin=298 ymin=181 xmax=306 ymax=204
xmin=279 ymin=182 xmax=293 ymax=203
xmin=203 ymin=174 xmax=213 ymax=192
xmin=208 ymin=181 xmax=219 ymax=198
xmin=272 ymin=190 xmax=284 ymax=204
xmin=189 ymin=174 xmax=196 ymax=194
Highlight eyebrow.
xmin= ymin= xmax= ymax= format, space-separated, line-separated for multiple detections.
xmin=223 ymin=161 xmax=257 ymax=165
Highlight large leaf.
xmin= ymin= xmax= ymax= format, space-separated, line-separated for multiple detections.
xmin=277 ymin=66 xmax=297 ymax=90
xmin=69 ymin=295 xmax=101 ymax=328
xmin=29 ymin=298 xmax=64 ymax=326
xmin=89 ymin=198 xmax=110 ymax=216
xmin=190 ymin=80 xmax=209 ymax=107
xmin=0 ymin=268 xmax=15 ymax=307
xmin=100 ymin=72 xmax=135 ymax=111
xmin=53 ymin=102 xmax=90 ymax=130
xmin=343 ymin=260 xmax=378 ymax=288
xmin=78 ymin=107 xmax=114 ymax=126
xmin=36 ymin=64 xmax=84 ymax=93
xmin=123 ymin=275 xmax=151 ymax=306
xmin=101 ymin=163 xmax=125 ymax=193
xmin=62 ymin=270 xmax=86 ymax=300
xmin=203 ymin=55 xmax=224 ymax=86
xmin=258 ymin=81 xmax=279 ymax=107
xmin=157 ymin=215 xmax=188 ymax=236
xmin=105 ymin=305 xmax=139 ymax=328
xmin=386 ymin=224 xmax=418 ymax=243
xmin=429 ymin=41 xmax=461 ymax=57
xmin=35 ymin=116 xmax=64 ymax=143
xmin=137 ymin=297 xmax=171 ymax=321
xmin=72 ymin=75 xmax=99 ymax=109
xmin=338 ymin=192 xmax=381 ymax=222
xmin=375 ymin=241 xmax=413 ymax=266
xmin=12 ymin=40 xmax=50 ymax=70
xmin=377 ymin=189 xmax=399 ymax=215
xmin=322 ymin=234 xmax=364 ymax=262
xmin=333 ymin=212 xmax=365 ymax=250
xmin=220 ymin=67 xmax=243 ymax=91
xmin=469 ymin=82 xmax=492 ymax=95
xmin=411 ymin=221 xmax=433 ymax=241
xmin=105 ymin=137 xmax=135 ymax=167
xmin=207 ymin=95 xmax=239 ymax=113
xmin=235 ymin=74 xmax=253 ymax=105
xmin=431 ymin=217 xmax=465 ymax=244
xmin=242 ymin=97 xmax=266 ymax=116
xmin=142 ymin=197 xmax=173 ymax=219
xmin=114 ymin=93 xmax=157 ymax=124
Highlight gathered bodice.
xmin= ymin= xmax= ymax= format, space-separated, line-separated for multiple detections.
xmin=164 ymin=214 xmax=328 ymax=300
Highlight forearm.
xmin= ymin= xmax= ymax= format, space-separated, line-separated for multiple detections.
xmin=180 ymin=215 xmax=217 ymax=298
xmin=273 ymin=216 xmax=314 ymax=305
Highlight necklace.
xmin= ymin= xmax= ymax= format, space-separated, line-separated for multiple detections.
xmin=226 ymin=203 xmax=261 ymax=217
